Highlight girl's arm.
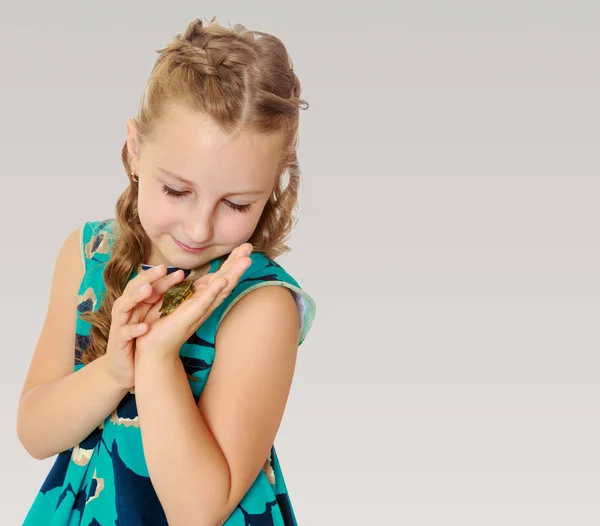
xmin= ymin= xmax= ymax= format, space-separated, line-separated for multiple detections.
xmin=134 ymin=284 xmax=299 ymax=526
xmin=16 ymin=227 xmax=129 ymax=460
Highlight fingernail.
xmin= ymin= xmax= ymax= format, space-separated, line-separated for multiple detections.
xmin=154 ymin=265 xmax=165 ymax=272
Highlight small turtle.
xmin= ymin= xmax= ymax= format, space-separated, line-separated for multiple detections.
xmin=140 ymin=264 xmax=196 ymax=318
xmin=159 ymin=278 xmax=196 ymax=317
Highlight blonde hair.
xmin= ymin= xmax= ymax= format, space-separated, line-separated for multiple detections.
xmin=78 ymin=17 xmax=308 ymax=365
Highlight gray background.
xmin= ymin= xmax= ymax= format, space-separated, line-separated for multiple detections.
xmin=1 ymin=1 xmax=599 ymax=524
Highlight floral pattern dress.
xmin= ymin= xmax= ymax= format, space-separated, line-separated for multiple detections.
xmin=23 ymin=218 xmax=316 ymax=525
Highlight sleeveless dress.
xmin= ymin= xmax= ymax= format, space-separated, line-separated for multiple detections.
xmin=23 ymin=218 xmax=317 ymax=526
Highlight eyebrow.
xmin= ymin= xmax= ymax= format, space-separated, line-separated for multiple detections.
xmin=158 ymin=168 xmax=266 ymax=197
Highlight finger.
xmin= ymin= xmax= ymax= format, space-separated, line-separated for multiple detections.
xmin=195 ymin=255 xmax=250 ymax=303
xmin=113 ymin=264 xmax=168 ymax=319
xmin=232 ymin=255 xmax=252 ymax=276
xmin=194 ymin=280 xmax=228 ymax=327
xmin=206 ymin=247 xmax=252 ymax=288
xmin=131 ymin=264 xmax=169 ymax=289
xmin=112 ymin=280 xmax=156 ymax=327
xmin=240 ymin=242 xmax=253 ymax=257
xmin=143 ymin=299 xmax=164 ymax=325
xmin=176 ymin=277 xmax=228 ymax=325
xmin=222 ymin=255 xmax=252 ymax=288
xmin=115 ymin=322 xmax=148 ymax=351
xmin=118 ymin=267 xmax=188 ymax=326
xmin=216 ymin=243 xmax=252 ymax=274
xmin=192 ymin=244 xmax=251 ymax=289
xmin=130 ymin=269 xmax=185 ymax=323
xmin=142 ymin=269 xmax=186 ymax=305
xmin=218 ymin=255 xmax=250 ymax=292
xmin=213 ymin=247 xmax=238 ymax=275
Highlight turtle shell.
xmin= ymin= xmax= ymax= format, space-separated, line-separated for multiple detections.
xmin=159 ymin=279 xmax=196 ymax=317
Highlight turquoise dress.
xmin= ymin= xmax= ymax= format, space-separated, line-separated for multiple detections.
xmin=23 ymin=218 xmax=316 ymax=525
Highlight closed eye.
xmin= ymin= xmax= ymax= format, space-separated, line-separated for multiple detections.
xmin=161 ymin=185 xmax=252 ymax=213
xmin=161 ymin=185 xmax=189 ymax=198
xmin=223 ymin=200 xmax=252 ymax=213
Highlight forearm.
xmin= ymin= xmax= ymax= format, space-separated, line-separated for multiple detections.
xmin=135 ymin=354 xmax=230 ymax=526
xmin=17 ymin=354 xmax=129 ymax=460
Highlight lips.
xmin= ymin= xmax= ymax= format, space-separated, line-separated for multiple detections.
xmin=173 ymin=237 xmax=210 ymax=254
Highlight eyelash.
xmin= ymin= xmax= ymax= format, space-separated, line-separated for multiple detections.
xmin=161 ymin=185 xmax=252 ymax=213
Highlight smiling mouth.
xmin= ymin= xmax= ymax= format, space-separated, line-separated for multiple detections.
xmin=172 ymin=237 xmax=210 ymax=253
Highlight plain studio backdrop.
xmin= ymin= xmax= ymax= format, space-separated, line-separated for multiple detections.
xmin=0 ymin=1 xmax=599 ymax=524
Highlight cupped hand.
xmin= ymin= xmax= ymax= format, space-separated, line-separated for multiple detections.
xmin=134 ymin=243 xmax=253 ymax=361
xmin=103 ymin=264 xmax=192 ymax=389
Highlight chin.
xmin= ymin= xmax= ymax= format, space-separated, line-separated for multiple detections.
xmin=146 ymin=237 xmax=202 ymax=266
xmin=167 ymin=248 xmax=215 ymax=268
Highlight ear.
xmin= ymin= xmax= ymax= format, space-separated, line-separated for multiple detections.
xmin=126 ymin=118 xmax=140 ymax=173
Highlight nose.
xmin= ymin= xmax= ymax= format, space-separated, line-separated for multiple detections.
xmin=183 ymin=209 xmax=214 ymax=246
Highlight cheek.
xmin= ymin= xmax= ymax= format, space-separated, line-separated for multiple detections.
xmin=137 ymin=188 xmax=177 ymax=230
xmin=218 ymin=210 xmax=263 ymax=244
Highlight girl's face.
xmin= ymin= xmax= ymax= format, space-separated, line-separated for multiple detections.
xmin=126 ymin=102 xmax=285 ymax=271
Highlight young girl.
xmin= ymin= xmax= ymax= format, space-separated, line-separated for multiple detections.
xmin=17 ymin=17 xmax=316 ymax=526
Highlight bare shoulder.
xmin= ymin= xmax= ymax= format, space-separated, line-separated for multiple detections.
xmin=19 ymin=226 xmax=84 ymax=399
xmin=214 ymin=283 xmax=301 ymax=361
xmin=216 ymin=284 xmax=300 ymax=342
